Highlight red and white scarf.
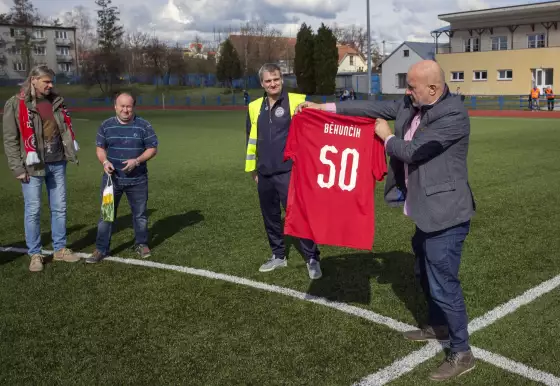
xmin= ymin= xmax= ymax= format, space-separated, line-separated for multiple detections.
xmin=18 ymin=90 xmax=79 ymax=165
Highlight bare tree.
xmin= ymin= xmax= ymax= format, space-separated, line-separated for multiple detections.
xmin=144 ymin=36 xmax=168 ymax=85
xmin=123 ymin=31 xmax=149 ymax=81
xmin=62 ymin=5 xmax=96 ymax=72
xmin=331 ymin=23 xmax=369 ymax=55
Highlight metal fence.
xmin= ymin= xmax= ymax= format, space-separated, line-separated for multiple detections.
xmin=16 ymin=93 xmax=545 ymax=110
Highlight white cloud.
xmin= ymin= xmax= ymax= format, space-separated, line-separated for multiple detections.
xmin=34 ymin=0 xmax=535 ymax=49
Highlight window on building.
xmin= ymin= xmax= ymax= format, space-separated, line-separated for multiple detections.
xmin=34 ymin=46 xmax=46 ymax=55
xmin=403 ymin=49 xmax=409 ymax=57
xmin=55 ymin=30 xmax=68 ymax=39
xmin=451 ymin=71 xmax=464 ymax=81
xmin=497 ymin=69 xmax=513 ymax=80
xmin=528 ymin=33 xmax=545 ymax=48
xmin=57 ymin=47 xmax=70 ymax=55
xmin=11 ymin=46 xmax=22 ymax=55
xmin=545 ymin=68 xmax=553 ymax=85
xmin=13 ymin=61 xmax=25 ymax=71
xmin=58 ymin=63 xmax=71 ymax=72
xmin=473 ymin=70 xmax=487 ymax=80
xmin=491 ymin=36 xmax=508 ymax=51
xmin=349 ymin=55 xmax=354 ymax=65
xmin=32 ymin=29 xmax=45 ymax=39
xmin=465 ymin=37 xmax=479 ymax=52
xmin=10 ymin=28 xmax=24 ymax=37
xmin=396 ymin=73 xmax=407 ymax=88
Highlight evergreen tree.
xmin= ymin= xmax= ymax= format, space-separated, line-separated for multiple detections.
xmin=294 ymin=23 xmax=315 ymax=94
xmin=216 ymin=38 xmax=242 ymax=91
xmin=95 ymin=0 xmax=123 ymax=52
xmin=88 ymin=0 xmax=124 ymax=93
xmin=314 ymin=23 xmax=338 ymax=95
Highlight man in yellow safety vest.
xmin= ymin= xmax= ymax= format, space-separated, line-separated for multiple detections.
xmin=245 ymin=63 xmax=321 ymax=280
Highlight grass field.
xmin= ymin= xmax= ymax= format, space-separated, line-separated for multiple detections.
xmin=1 ymin=110 xmax=559 ymax=385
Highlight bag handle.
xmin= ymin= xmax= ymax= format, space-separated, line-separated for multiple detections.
xmin=105 ymin=173 xmax=112 ymax=188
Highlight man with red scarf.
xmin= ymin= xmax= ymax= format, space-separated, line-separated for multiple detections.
xmin=2 ymin=65 xmax=80 ymax=272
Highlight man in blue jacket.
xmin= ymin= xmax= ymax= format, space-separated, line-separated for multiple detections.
xmin=245 ymin=63 xmax=321 ymax=280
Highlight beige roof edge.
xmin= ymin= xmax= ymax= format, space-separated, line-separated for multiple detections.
xmin=438 ymin=1 xmax=560 ymax=22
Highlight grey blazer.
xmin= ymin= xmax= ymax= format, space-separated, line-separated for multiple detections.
xmin=334 ymin=87 xmax=475 ymax=233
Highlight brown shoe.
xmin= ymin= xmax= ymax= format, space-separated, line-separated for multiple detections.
xmin=53 ymin=248 xmax=80 ymax=262
xmin=29 ymin=254 xmax=45 ymax=272
xmin=403 ymin=325 xmax=449 ymax=341
xmin=429 ymin=350 xmax=476 ymax=381
xmin=85 ymin=249 xmax=106 ymax=264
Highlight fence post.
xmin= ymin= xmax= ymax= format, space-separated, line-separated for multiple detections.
xmin=201 ymin=95 xmax=206 ymax=105
xmin=498 ymin=95 xmax=504 ymax=110
xmin=471 ymin=96 xmax=477 ymax=109
xmin=519 ymin=95 xmax=523 ymax=109
xmin=322 ymin=96 xmax=327 ymax=103
xmin=154 ymin=96 xmax=159 ymax=106
xmin=105 ymin=97 xmax=110 ymax=105
xmin=138 ymin=96 xmax=143 ymax=105
xmin=217 ymin=95 xmax=221 ymax=105
xmin=186 ymin=96 xmax=190 ymax=106
xmin=170 ymin=96 xmax=175 ymax=106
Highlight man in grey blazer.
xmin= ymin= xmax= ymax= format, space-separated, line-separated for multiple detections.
xmin=296 ymin=60 xmax=476 ymax=381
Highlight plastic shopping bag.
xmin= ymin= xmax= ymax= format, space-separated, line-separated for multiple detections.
xmin=101 ymin=174 xmax=114 ymax=222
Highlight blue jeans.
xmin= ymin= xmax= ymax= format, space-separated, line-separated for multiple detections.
xmin=95 ymin=175 xmax=149 ymax=255
xmin=412 ymin=221 xmax=471 ymax=353
xmin=21 ymin=161 xmax=68 ymax=255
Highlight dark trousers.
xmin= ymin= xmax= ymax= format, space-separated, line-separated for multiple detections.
xmin=412 ymin=221 xmax=471 ymax=353
xmin=257 ymin=171 xmax=319 ymax=261
xmin=96 ymin=175 xmax=149 ymax=255
xmin=548 ymin=99 xmax=555 ymax=110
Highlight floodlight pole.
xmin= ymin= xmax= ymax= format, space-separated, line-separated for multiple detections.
xmin=366 ymin=0 xmax=372 ymax=96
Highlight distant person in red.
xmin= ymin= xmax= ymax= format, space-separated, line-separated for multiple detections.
xmin=297 ymin=60 xmax=476 ymax=382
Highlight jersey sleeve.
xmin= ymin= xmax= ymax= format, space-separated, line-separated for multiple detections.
xmin=372 ymin=130 xmax=388 ymax=181
xmin=284 ymin=114 xmax=300 ymax=162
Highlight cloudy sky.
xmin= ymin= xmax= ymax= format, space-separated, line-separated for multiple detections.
xmin=0 ymin=0 xmax=547 ymax=53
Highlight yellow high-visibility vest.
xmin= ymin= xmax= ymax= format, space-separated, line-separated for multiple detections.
xmin=245 ymin=92 xmax=307 ymax=172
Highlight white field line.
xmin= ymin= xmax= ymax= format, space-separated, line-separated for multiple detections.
xmin=353 ymin=342 xmax=443 ymax=386
xmin=0 ymin=246 xmax=415 ymax=332
xmin=468 ymin=274 xmax=560 ymax=333
xmin=353 ymin=272 xmax=560 ymax=385
xmin=2 ymin=246 xmax=560 ymax=385
xmin=472 ymin=347 xmax=560 ymax=386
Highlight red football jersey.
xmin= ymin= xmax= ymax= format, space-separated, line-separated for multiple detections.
xmin=283 ymin=108 xmax=387 ymax=250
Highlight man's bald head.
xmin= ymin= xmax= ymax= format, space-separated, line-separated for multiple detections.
xmin=406 ymin=60 xmax=446 ymax=107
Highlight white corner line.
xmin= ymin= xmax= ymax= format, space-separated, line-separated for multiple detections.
xmin=468 ymin=274 xmax=560 ymax=333
xmin=2 ymin=246 xmax=560 ymax=385
xmin=353 ymin=341 xmax=443 ymax=386
xmin=472 ymin=347 xmax=560 ymax=386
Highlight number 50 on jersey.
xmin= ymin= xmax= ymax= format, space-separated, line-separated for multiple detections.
xmin=317 ymin=145 xmax=359 ymax=192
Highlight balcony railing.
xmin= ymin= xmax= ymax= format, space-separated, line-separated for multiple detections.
xmin=56 ymin=54 xmax=73 ymax=62
xmin=436 ymin=41 xmax=560 ymax=54
xmin=55 ymin=38 xmax=71 ymax=45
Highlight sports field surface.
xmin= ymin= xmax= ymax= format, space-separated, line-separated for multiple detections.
xmin=1 ymin=110 xmax=559 ymax=385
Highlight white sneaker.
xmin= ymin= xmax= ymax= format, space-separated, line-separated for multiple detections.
xmin=307 ymin=258 xmax=322 ymax=279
